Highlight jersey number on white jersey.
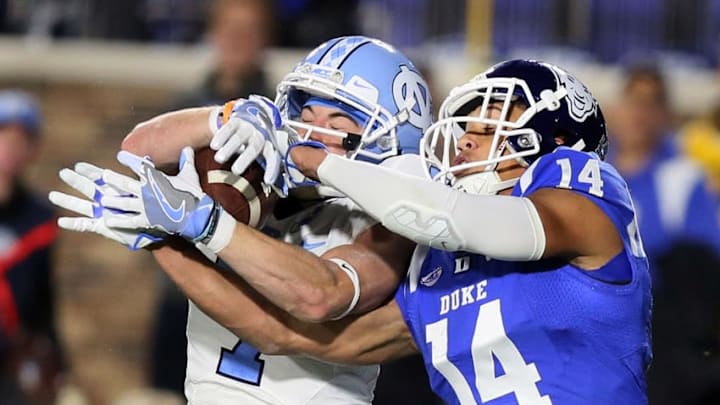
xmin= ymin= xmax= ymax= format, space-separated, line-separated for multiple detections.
xmin=217 ymin=340 xmax=265 ymax=385
xmin=425 ymin=299 xmax=552 ymax=405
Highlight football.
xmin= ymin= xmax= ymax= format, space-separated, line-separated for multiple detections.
xmin=194 ymin=147 xmax=277 ymax=228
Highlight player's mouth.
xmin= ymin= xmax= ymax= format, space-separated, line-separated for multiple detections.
xmin=452 ymin=154 xmax=467 ymax=167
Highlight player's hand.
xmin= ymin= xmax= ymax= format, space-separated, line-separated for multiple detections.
xmin=48 ymin=162 xmax=163 ymax=250
xmin=100 ymin=147 xmax=219 ymax=242
xmin=211 ymin=95 xmax=295 ymax=190
xmin=285 ymin=141 xmax=330 ymax=187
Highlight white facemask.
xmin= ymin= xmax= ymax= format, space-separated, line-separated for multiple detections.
xmin=452 ymin=170 xmax=518 ymax=195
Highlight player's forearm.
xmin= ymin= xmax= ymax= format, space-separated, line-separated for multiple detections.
xmin=217 ymin=224 xmax=355 ymax=322
xmin=151 ymin=243 xmax=294 ymax=354
xmin=317 ymin=154 xmax=546 ymax=260
xmin=121 ymin=107 xmax=215 ymax=166
xmin=285 ymin=299 xmax=418 ymax=365
xmin=152 ymin=243 xmax=414 ymax=364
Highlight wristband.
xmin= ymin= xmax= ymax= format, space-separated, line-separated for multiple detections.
xmin=328 ymin=258 xmax=361 ymax=320
xmin=201 ymin=208 xmax=237 ymax=254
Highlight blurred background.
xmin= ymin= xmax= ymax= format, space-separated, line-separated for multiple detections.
xmin=1 ymin=0 xmax=719 ymax=404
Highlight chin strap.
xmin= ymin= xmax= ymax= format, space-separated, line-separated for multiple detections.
xmin=452 ymin=171 xmax=518 ymax=195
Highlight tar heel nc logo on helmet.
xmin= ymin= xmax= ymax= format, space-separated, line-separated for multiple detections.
xmin=392 ymin=66 xmax=432 ymax=130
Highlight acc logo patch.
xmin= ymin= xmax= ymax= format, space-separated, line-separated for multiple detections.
xmin=392 ymin=66 xmax=432 ymax=130
xmin=420 ymin=266 xmax=443 ymax=287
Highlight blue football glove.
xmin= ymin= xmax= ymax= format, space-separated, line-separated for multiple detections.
xmin=210 ymin=95 xmax=297 ymax=196
xmin=284 ymin=140 xmax=329 ymax=188
xmin=100 ymin=147 xmax=219 ymax=242
xmin=48 ymin=162 xmax=163 ymax=250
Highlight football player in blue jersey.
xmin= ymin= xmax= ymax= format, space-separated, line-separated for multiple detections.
xmin=118 ymin=60 xmax=651 ymax=404
xmin=145 ymin=59 xmax=651 ymax=404
xmin=278 ymin=58 xmax=653 ymax=404
xmin=51 ymin=55 xmax=651 ymax=404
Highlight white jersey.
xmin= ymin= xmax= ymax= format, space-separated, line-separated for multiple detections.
xmin=185 ymin=196 xmax=380 ymax=405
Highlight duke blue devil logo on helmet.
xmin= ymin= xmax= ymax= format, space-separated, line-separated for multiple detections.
xmin=547 ymin=64 xmax=597 ymax=123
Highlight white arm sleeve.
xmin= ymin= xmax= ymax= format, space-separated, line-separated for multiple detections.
xmin=317 ymin=154 xmax=546 ymax=261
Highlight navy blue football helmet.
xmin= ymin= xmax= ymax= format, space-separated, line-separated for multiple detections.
xmin=421 ymin=59 xmax=607 ymax=192
xmin=275 ymin=36 xmax=432 ymax=164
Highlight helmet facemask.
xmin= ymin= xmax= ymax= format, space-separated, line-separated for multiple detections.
xmin=276 ymin=63 xmax=413 ymax=164
xmin=421 ymin=75 xmax=569 ymax=195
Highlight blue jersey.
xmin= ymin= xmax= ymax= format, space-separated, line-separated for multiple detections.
xmin=395 ymin=148 xmax=652 ymax=405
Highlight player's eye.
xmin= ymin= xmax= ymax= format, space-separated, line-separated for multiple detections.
xmin=329 ymin=117 xmax=361 ymax=133
xmin=300 ymin=108 xmax=314 ymax=123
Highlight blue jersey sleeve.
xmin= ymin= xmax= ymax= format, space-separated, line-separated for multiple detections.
xmin=514 ymin=147 xmax=634 ymax=219
xmin=513 ymin=147 xmax=647 ymax=263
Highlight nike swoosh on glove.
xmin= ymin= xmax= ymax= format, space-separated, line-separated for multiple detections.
xmin=100 ymin=147 xmax=219 ymax=242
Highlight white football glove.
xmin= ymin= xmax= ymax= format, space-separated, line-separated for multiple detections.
xmin=210 ymin=95 xmax=298 ymax=196
xmin=284 ymin=140 xmax=329 ymax=188
xmin=100 ymin=147 xmax=237 ymax=254
xmin=99 ymin=148 xmax=213 ymax=240
xmin=48 ymin=162 xmax=163 ymax=250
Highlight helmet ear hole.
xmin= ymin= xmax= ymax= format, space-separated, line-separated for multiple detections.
xmin=516 ymin=133 xmax=536 ymax=149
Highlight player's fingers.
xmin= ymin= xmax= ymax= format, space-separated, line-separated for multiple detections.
xmin=117 ymin=150 xmax=153 ymax=176
xmin=74 ymin=162 xmax=104 ymax=182
xmin=58 ymin=216 xmax=99 ymax=233
xmin=49 ymin=191 xmax=95 ymax=218
xmin=104 ymin=212 xmax=147 ymax=230
xmin=58 ymin=168 xmax=97 ymax=200
xmin=230 ymin=136 xmax=263 ymax=175
xmin=215 ymin=128 xmax=253 ymax=164
xmin=214 ymin=137 xmax=241 ymax=164
xmin=103 ymin=169 xmax=142 ymax=196
xmin=178 ymin=147 xmax=196 ymax=171
xmin=101 ymin=195 xmax=143 ymax=214
xmin=210 ymin=119 xmax=239 ymax=151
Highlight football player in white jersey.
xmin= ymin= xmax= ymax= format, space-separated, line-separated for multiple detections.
xmin=49 ymin=36 xmax=432 ymax=404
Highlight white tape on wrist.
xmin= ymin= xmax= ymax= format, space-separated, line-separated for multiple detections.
xmin=328 ymin=258 xmax=361 ymax=320
xmin=205 ymin=209 xmax=237 ymax=253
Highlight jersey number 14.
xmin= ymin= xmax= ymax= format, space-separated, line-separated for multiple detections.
xmin=426 ymin=299 xmax=552 ymax=404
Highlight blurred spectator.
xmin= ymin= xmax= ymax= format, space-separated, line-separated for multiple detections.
xmin=647 ymin=242 xmax=720 ymax=404
xmin=171 ymin=0 xmax=274 ymax=107
xmin=681 ymin=102 xmax=720 ymax=192
xmin=0 ymin=90 xmax=64 ymax=404
xmin=148 ymin=0 xmax=274 ymax=395
xmin=607 ymin=64 xmax=720 ymax=273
